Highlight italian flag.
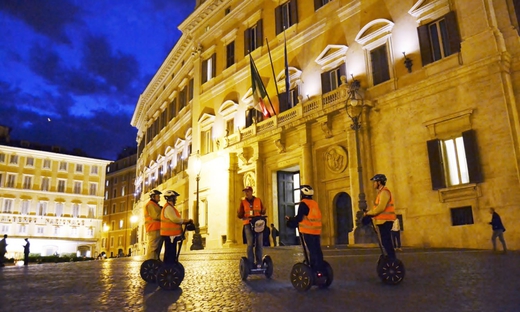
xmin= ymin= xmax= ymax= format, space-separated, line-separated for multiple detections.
xmin=250 ymin=57 xmax=271 ymax=118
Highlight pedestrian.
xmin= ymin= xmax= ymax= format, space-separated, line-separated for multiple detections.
xmin=285 ymin=185 xmax=325 ymax=272
xmin=270 ymin=224 xmax=279 ymax=247
xmin=364 ymin=174 xmax=396 ymax=260
xmin=391 ymin=218 xmax=402 ymax=251
xmin=160 ymin=190 xmax=192 ymax=264
xmin=238 ymin=186 xmax=266 ymax=269
xmin=144 ymin=190 xmax=164 ymax=260
xmin=489 ymin=208 xmax=507 ymax=254
xmin=263 ymin=224 xmax=271 ymax=247
xmin=0 ymin=234 xmax=7 ymax=267
xmin=23 ymin=238 xmax=30 ymax=266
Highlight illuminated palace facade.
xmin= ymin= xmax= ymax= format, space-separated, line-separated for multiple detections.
xmin=131 ymin=0 xmax=520 ymax=251
xmin=0 ymin=127 xmax=110 ymax=258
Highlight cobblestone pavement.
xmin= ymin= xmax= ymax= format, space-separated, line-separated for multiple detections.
xmin=0 ymin=246 xmax=518 ymax=312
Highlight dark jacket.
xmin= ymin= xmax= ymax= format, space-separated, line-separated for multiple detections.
xmin=490 ymin=212 xmax=506 ymax=231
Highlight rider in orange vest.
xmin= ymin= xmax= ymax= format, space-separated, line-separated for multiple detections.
xmin=237 ymin=186 xmax=266 ymax=268
xmin=144 ymin=190 xmax=163 ymax=260
xmin=365 ymin=174 xmax=396 ymax=260
xmin=161 ymin=190 xmax=192 ymax=264
xmin=285 ymin=185 xmax=325 ymax=272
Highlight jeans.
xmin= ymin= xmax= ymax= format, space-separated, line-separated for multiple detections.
xmin=378 ymin=222 xmax=396 ymax=260
xmin=491 ymin=229 xmax=507 ymax=252
xmin=391 ymin=230 xmax=401 ymax=248
xmin=301 ymin=233 xmax=324 ymax=272
xmin=244 ymin=224 xmax=263 ymax=266
xmin=163 ymin=236 xmax=181 ymax=264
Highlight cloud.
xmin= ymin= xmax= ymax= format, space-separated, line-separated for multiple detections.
xmin=0 ymin=0 xmax=82 ymax=44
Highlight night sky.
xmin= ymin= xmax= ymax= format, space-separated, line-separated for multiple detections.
xmin=0 ymin=0 xmax=196 ymax=160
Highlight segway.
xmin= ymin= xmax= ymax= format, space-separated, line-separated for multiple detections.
xmin=363 ymin=216 xmax=405 ymax=285
xmin=239 ymin=216 xmax=274 ymax=280
xmin=289 ymin=230 xmax=333 ymax=292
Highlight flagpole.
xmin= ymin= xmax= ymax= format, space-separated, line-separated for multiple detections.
xmin=265 ymin=38 xmax=280 ymax=98
xmin=251 ymin=56 xmax=277 ymax=116
xmin=283 ymin=27 xmax=291 ymax=108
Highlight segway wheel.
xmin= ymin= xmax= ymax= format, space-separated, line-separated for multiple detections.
xmin=239 ymin=257 xmax=249 ymax=281
xmin=157 ymin=263 xmax=185 ymax=290
xmin=262 ymin=255 xmax=273 ymax=279
xmin=319 ymin=260 xmax=334 ymax=288
xmin=377 ymin=257 xmax=405 ymax=285
xmin=290 ymin=263 xmax=314 ymax=292
xmin=140 ymin=259 xmax=161 ymax=283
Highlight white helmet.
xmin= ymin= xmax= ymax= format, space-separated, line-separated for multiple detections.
xmin=164 ymin=190 xmax=180 ymax=201
xmin=149 ymin=189 xmax=162 ymax=198
xmin=300 ymin=185 xmax=314 ymax=196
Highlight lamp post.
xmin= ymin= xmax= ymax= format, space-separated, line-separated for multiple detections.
xmin=345 ymin=77 xmax=370 ymax=243
xmin=190 ymin=150 xmax=204 ymax=250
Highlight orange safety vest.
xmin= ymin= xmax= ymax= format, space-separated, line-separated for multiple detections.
xmin=144 ymin=200 xmax=161 ymax=232
xmin=241 ymin=197 xmax=262 ymax=225
xmin=160 ymin=203 xmax=182 ymax=236
xmin=299 ymin=199 xmax=322 ymax=235
xmin=372 ymin=187 xmax=396 ymax=221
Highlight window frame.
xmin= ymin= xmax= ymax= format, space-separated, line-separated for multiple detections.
xmin=418 ymin=11 xmax=461 ymax=66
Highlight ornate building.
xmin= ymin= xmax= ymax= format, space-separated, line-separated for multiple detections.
xmin=0 ymin=126 xmax=110 ymax=258
xmin=131 ymin=0 xmax=520 ymax=250
xmin=101 ymin=152 xmax=137 ymax=258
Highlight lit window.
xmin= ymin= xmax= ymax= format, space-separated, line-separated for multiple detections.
xmin=9 ymin=155 xmax=18 ymax=165
xmin=21 ymin=200 xmax=29 ymax=215
xmin=26 ymin=157 xmax=34 ymax=167
xmin=59 ymin=161 xmax=67 ymax=171
xmin=76 ymin=164 xmax=83 ymax=173
xmin=43 ymin=159 xmax=51 ymax=169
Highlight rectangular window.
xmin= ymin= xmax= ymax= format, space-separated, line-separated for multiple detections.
xmin=88 ymin=206 xmax=95 ymax=218
xmin=41 ymin=177 xmax=50 ymax=191
xmin=119 ymin=220 xmax=124 ymax=229
xmin=9 ymin=155 xmax=18 ymax=165
xmin=19 ymin=224 xmax=26 ymax=234
xmin=279 ymin=86 xmax=300 ymax=113
xmin=113 ymin=188 xmax=117 ymax=198
xmin=71 ymin=227 xmax=78 ymax=236
xmin=118 ymin=236 xmax=123 ymax=246
xmin=1 ymin=225 xmax=9 ymax=233
xmin=201 ymin=53 xmax=217 ymax=84
xmin=110 ymin=237 xmax=114 ymax=247
xmin=169 ymin=98 xmax=177 ymax=120
xmin=121 ymin=185 xmax=126 ymax=196
xmin=6 ymin=174 xmax=16 ymax=188
xmin=43 ymin=159 xmax=51 ymax=169
xmin=72 ymin=204 xmax=79 ymax=218
xmin=179 ymin=88 xmax=187 ymax=110
xmin=89 ymin=183 xmax=97 ymax=196
xmin=120 ymin=202 xmax=125 ymax=212
xmin=91 ymin=166 xmax=98 ymax=175
xmin=37 ymin=226 xmax=44 ymax=234
xmin=371 ymin=44 xmax=390 ymax=86
xmin=55 ymin=203 xmax=63 ymax=217
xmin=418 ymin=11 xmax=461 ymax=66
xmin=314 ymin=0 xmax=332 ymax=11
xmin=111 ymin=221 xmax=115 ymax=231
xmin=58 ymin=180 xmax=66 ymax=192
xmin=226 ymin=119 xmax=235 ymax=135
xmin=104 ymin=206 xmax=108 ymax=215
xmin=201 ymin=128 xmax=214 ymax=155
xmin=75 ymin=164 xmax=83 ymax=173
xmin=54 ymin=226 xmax=60 ymax=235
xmin=74 ymin=181 xmax=82 ymax=194
xmin=23 ymin=176 xmax=32 ymax=189
xmin=59 ymin=161 xmax=67 ymax=171
xmin=275 ymin=0 xmax=298 ymax=35
xmin=112 ymin=204 xmax=116 ymax=214
xmin=0 ymin=173 xmax=3 ymax=187
xmin=427 ymin=130 xmax=482 ymax=190
xmin=226 ymin=41 xmax=235 ymax=68
xmin=87 ymin=227 xmax=94 ymax=236
xmin=37 ymin=202 xmax=47 ymax=216
xmin=188 ymin=78 xmax=194 ymax=102
xmin=244 ymin=20 xmax=263 ymax=55
xmin=320 ymin=64 xmax=345 ymax=94
xmin=451 ymin=206 xmax=474 ymax=226
xmin=0 ymin=153 xmax=5 ymax=163
xmin=26 ymin=157 xmax=34 ymax=167
xmin=21 ymin=200 xmax=29 ymax=215
xmin=3 ymin=199 xmax=14 ymax=213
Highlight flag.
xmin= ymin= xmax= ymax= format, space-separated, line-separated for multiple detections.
xmin=250 ymin=56 xmax=271 ymax=118
xmin=283 ymin=30 xmax=291 ymax=106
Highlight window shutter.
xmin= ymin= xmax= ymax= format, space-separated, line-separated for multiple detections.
xmin=256 ymin=19 xmax=263 ymax=49
xmin=244 ymin=28 xmax=250 ymax=55
xmin=279 ymin=92 xmax=289 ymax=113
xmin=418 ymin=25 xmax=433 ymax=66
xmin=290 ymin=0 xmax=298 ymax=25
xmin=427 ymin=139 xmax=446 ymax=190
xmin=444 ymin=11 xmax=461 ymax=55
xmin=321 ymin=71 xmax=331 ymax=94
xmin=314 ymin=0 xmax=321 ymax=11
xmin=201 ymin=59 xmax=208 ymax=84
xmin=275 ymin=6 xmax=282 ymax=35
xmin=462 ymin=130 xmax=483 ymax=183
xmin=211 ymin=53 xmax=216 ymax=79
xmin=339 ymin=63 xmax=346 ymax=82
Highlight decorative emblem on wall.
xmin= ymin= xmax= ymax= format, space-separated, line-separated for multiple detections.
xmin=243 ymin=171 xmax=256 ymax=190
xmin=325 ymin=145 xmax=348 ymax=173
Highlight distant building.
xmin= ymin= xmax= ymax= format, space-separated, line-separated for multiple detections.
xmin=0 ymin=125 xmax=111 ymax=258
xmin=101 ymin=151 xmax=137 ymax=258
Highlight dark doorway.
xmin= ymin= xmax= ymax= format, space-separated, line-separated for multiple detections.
xmin=277 ymin=171 xmax=298 ymax=246
xmin=334 ymin=192 xmax=353 ymax=245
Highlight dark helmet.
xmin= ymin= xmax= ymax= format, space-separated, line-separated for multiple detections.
xmin=300 ymin=185 xmax=314 ymax=197
xmin=164 ymin=190 xmax=180 ymax=201
xmin=149 ymin=189 xmax=162 ymax=198
xmin=370 ymin=174 xmax=387 ymax=184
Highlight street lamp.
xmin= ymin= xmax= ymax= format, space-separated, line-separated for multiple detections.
xmin=190 ymin=150 xmax=204 ymax=250
xmin=345 ymin=76 xmax=369 ymax=242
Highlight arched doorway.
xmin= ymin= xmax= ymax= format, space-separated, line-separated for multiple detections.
xmin=334 ymin=192 xmax=353 ymax=245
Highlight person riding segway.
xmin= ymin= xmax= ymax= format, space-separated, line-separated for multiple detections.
xmin=140 ymin=189 xmax=164 ymax=283
xmin=286 ymin=185 xmax=333 ymax=291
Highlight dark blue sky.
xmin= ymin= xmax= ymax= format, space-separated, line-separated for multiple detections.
xmin=0 ymin=0 xmax=196 ymax=160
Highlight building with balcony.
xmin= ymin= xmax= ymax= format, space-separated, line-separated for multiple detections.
xmin=131 ymin=0 xmax=520 ymax=251
xmin=0 ymin=126 xmax=111 ymax=259
xmin=101 ymin=151 xmax=138 ymax=258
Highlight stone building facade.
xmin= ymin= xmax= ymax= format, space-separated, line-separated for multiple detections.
xmin=131 ymin=0 xmax=520 ymax=251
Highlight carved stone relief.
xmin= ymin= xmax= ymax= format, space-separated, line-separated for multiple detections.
xmin=325 ymin=145 xmax=348 ymax=173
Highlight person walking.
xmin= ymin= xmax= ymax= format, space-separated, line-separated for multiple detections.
xmin=144 ymin=190 xmax=164 ymax=260
xmin=238 ymin=186 xmax=266 ymax=268
xmin=270 ymin=224 xmax=279 ymax=247
xmin=160 ymin=190 xmax=192 ymax=264
xmin=23 ymin=238 xmax=30 ymax=266
xmin=285 ymin=185 xmax=325 ymax=272
xmin=365 ymin=174 xmax=396 ymax=261
xmin=489 ymin=208 xmax=507 ymax=254
xmin=0 ymin=234 xmax=7 ymax=267
xmin=391 ymin=218 xmax=402 ymax=251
